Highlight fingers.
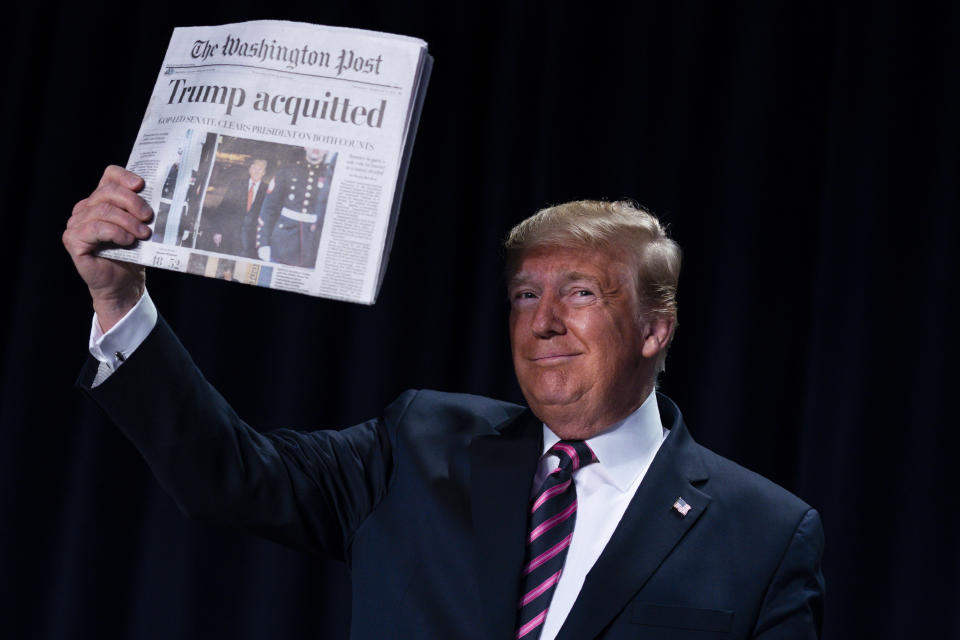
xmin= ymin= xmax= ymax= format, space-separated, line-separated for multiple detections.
xmin=99 ymin=165 xmax=145 ymax=192
xmin=63 ymin=218 xmax=139 ymax=255
xmin=73 ymin=180 xmax=154 ymax=225
xmin=69 ymin=198 xmax=151 ymax=238
xmin=64 ymin=200 xmax=151 ymax=259
xmin=65 ymin=166 xmax=155 ymax=259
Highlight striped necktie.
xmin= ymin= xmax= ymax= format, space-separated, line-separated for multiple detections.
xmin=515 ymin=440 xmax=598 ymax=639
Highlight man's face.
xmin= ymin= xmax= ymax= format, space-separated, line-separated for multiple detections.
xmin=305 ymin=148 xmax=325 ymax=164
xmin=509 ymin=245 xmax=658 ymax=439
xmin=249 ymin=161 xmax=266 ymax=182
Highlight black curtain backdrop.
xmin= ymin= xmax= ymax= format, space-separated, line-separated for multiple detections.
xmin=2 ymin=1 xmax=957 ymax=638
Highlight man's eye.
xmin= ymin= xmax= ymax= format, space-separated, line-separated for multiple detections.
xmin=513 ymin=291 xmax=537 ymax=300
xmin=574 ymin=289 xmax=594 ymax=297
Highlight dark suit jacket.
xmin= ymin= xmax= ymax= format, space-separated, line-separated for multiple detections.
xmin=236 ymin=177 xmax=268 ymax=258
xmin=80 ymin=316 xmax=824 ymax=639
xmin=198 ymin=176 xmax=267 ymax=256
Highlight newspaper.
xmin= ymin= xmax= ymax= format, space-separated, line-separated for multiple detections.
xmin=99 ymin=20 xmax=432 ymax=304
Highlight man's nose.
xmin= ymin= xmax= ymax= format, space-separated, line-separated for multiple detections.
xmin=532 ymin=295 xmax=565 ymax=337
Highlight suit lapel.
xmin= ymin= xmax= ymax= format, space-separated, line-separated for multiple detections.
xmin=557 ymin=401 xmax=712 ymax=640
xmin=469 ymin=409 xmax=542 ymax=640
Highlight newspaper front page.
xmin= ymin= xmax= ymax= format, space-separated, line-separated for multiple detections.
xmin=99 ymin=20 xmax=432 ymax=304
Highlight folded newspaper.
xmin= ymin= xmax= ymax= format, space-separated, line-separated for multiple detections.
xmin=99 ymin=20 xmax=432 ymax=304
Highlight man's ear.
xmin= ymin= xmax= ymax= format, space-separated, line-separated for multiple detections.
xmin=641 ymin=316 xmax=675 ymax=359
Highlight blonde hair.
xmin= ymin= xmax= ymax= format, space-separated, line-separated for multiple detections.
xmin=505 ymin=200 xmax=681 ymax=368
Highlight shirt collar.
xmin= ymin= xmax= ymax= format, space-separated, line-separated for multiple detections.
xmin=541 ymin=390 xmax=665 ymax=493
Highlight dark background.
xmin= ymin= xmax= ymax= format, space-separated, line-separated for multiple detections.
xmin=2 ymin=1 xmax=957 ymax=638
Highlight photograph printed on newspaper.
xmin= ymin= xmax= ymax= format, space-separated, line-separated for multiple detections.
xmin=99 ymin=20 xmax=432 ymax=304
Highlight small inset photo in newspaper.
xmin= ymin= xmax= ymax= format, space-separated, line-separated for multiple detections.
xmin=152 ymin=130 xmax=338 ymax=269
xmin=186 ymin=252 xmax=274 ymax=287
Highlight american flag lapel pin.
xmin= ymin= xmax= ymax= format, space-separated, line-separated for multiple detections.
xmin=672 ymin=497 xmax=692 ymax=517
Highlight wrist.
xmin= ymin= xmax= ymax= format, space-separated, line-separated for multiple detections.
xmin=91 ymin=284 xmax=144 ymax=332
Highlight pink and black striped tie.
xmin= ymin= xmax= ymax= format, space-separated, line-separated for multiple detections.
xmin=515 ymin=440 xmax=598 ymax=639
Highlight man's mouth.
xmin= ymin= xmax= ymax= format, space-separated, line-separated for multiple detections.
xmin=529 ymin=353 xmax=581 ymax=363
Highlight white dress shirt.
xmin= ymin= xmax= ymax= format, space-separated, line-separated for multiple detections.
xmin=89 ymin=295 xmax=668 ymax=638
xmin=88 ymin=290 xmax=157 ymax=386
xmin=534 ymin=394 xmax=666 ymax=640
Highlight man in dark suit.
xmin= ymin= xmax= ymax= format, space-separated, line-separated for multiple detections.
xmin=63 ymin=166 xmax=825 ymax=639
xmin=199 ymin=158 xmax=268 ymax=256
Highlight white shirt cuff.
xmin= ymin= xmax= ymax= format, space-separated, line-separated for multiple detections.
xmin=88 ymin=289 xmax=158 ymax=384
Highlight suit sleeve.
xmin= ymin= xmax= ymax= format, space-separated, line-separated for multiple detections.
xmin=752 ymin=508 xmax=826 ymax=639
xmin=78 ymin=314 xmax=413 ymax=561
